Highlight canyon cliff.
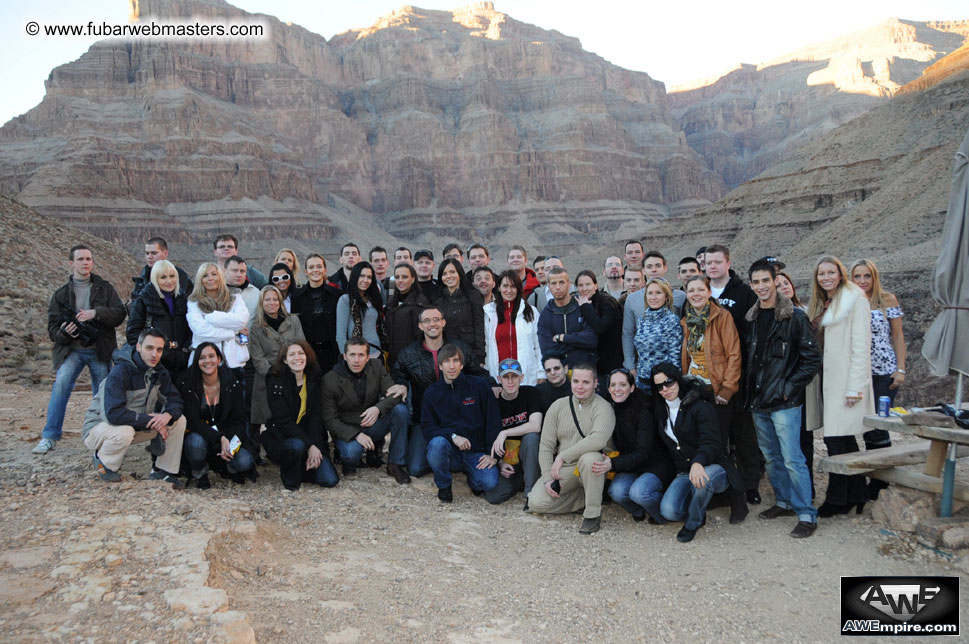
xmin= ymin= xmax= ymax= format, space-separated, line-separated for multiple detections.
xmin=0 ymin=0 xmax=722 ymax=264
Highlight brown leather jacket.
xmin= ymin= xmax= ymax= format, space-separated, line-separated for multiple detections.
xmin=680 ymin=300 xmax=742 ymax=402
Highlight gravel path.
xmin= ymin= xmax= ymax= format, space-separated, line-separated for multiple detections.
xmin=1 ymin=384 xmax=966 ymax=643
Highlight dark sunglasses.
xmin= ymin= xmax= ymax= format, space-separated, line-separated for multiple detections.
xmin=656 ymin=378 xmax=677 ymax=390
xmin=271 ymin=274 xmax=291 ymax=283
xmin=609 ymin=368 xmax=630 ymax=376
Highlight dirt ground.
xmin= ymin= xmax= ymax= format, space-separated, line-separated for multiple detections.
xmin=1 ymin=383 xmax=967 ymax=644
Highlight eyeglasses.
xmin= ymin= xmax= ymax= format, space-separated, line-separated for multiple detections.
xmin=420 ymin=317 xmax=444 ymax=324
xmin=499 ymin=362 xmax=522 ymax=373
xmin=271 ymin=275 xmax=291 ymax=283
xmin=656 ymin=378 xmax=677 ymax=390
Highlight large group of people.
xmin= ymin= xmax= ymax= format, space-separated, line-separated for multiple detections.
xmin=36 ymin=234 xmax=908 ymax=542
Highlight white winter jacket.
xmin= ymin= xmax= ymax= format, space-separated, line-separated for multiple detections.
xmin=484 ymin=300 xmax=543 ymax=385
xmin=187 ymin=294 xmax=251 ymax=368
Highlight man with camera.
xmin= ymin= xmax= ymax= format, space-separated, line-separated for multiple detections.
xmin=34 ymin=245 xmax=126 ymax=454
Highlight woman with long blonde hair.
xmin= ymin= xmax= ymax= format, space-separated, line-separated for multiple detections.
xmin=850 ymin=258 xmax=906 ymax=499
xmin=187 ymin=262 xmax=250 ymax=370
xmin=807 ymin=256 xmax=874 ymax=517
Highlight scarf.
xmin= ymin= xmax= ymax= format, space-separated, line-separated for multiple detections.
xmin=685 ymin=302 xmax=711 ymax=356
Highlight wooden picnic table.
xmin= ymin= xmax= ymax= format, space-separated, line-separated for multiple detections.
xmin=818 ymin=415 xmax=969 ymax=504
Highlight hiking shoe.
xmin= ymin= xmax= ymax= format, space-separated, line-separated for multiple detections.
xmin=438 ymin=485 xmax=453 ymax=503
xmin=149 ymin=469 xmax=186 ymax=489
xmin=759 ymin=505 xmax=796 ymax=520
xmin=94 ymin=453 xmax=121 ymax=483
xmin=32 ymin=438 xmax=55 ymax=454
xmin=790 ymin=521 xmax=818 ymax=539
xmin=579 ymin=516 xmax=601 ymax=534
xmin=387 ymin=463 xmax=411 ymax=485
xmin=194 ymin=475 xmax=211 ymax=490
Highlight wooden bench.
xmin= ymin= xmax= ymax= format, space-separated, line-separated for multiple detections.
xmin=818 ymin=443 xmax=969 ymax=475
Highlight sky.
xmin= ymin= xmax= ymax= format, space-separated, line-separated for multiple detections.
xmin=1 ymin=0 xmax=966 ymax=125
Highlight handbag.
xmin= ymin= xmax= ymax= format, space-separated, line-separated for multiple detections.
xmin=568 ymin=398 xmax=618 ymax=479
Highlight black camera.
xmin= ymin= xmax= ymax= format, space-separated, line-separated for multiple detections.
xmin=57 ymin=310 xmax=99 ymax=347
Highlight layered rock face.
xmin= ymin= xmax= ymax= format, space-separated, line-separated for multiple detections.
xmin=0 ymin=0 xmax=722 ymax=263
xmin=641 ymin=59 xmax=969 ymax=404
xmin=670 ymin=19 xmax=969 ymax=189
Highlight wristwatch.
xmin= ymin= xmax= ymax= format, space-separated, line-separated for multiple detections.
xmin=451 ymin=433 xmax=459 ymax=441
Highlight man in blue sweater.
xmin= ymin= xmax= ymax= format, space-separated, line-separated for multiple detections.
xmin=421 ymin=344 xmax=500 ymax=502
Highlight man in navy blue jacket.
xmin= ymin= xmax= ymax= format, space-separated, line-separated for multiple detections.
xmin=537 ymin=267 xmax=598 ymax=367
xmin=82 ymin=329 xmax=185 ymax=486
xmin=421 ymin=344 xmax=500 ymax=502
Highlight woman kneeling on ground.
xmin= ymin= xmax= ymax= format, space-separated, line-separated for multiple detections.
xmin=179 ymin=342 xmax=256 ymax=488
xmin=595 ymin=368 xmax=675 ymax=524
xmin=651 ymin=362 xmax=747 ymax=543
xmin=263 ymin=340 xmax=339 ymax=490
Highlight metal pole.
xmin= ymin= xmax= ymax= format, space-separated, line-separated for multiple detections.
xmin=941 ymin=372 xmax=963 ymax=517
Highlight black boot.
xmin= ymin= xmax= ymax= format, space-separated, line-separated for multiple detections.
xmin=729 ymin=491 xmax=749 ymax=524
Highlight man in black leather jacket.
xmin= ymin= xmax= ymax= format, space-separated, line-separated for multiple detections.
xmin=744 ymin=260 xmax=822 ymax=538
xmin=390 ymin=306 xmax=490 ymax=476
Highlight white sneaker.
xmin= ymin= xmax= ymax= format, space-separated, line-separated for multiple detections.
xmin=32 ymin=438 xmax=55 ymax=454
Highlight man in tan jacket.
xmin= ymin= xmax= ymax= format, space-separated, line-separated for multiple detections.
xmin=527 ymin=364 xmax=615 ymax=534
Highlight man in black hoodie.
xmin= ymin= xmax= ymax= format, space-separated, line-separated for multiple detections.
xmin=130 ymin=237 xmax=193 ymax=301
xmin=82 ymin=329 xmax=185 ymax=486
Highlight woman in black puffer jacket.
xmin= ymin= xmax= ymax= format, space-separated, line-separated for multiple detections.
xmin=594 ymin=368 xmax=674 ymax=524
xmin=126 ymin=260 xmax=192 ymax=379
xmin=650 ymin=363 xmax=747 ymax=543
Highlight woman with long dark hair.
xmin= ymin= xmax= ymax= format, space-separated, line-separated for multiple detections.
xmin=433 ymin=257 xmax=486 ymax=363
xmin=595 ymin=368 xmax=675 ymax=523
xmin=263 ymin=339 xmax=339 ymax=490
xmin=127 ymin=259 xmax=193 ymax=379
xmin=336 ymin=261 xmax=387 ymax=359
xmin=574 ymin=270 xmax=623 ymax=373
xmin=484 ymin=270 xmax=541 ymax=385
xmin=268 ymin=262 xmax=295 ymax=312
xmin=807 ymin=256 xmax=874 ymax=517
xmin=650 ymin=363 xmax=747 ymax=542
xmin=179 ymin=342 xmax=256 ymax=489
xmin=386 ymin=262 xmax=429 ymax=364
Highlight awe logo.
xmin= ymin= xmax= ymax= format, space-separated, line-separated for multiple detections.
xmin=859 ymin=584 xmax=940 ymax=622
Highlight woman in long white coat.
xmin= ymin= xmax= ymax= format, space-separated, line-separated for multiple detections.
xmin=484 ymin=270 xmax=543 ymax=386
xmin=187 ymin=263 xmax=251 ymax=370
xmin=806 ymin=256 xmax=874 ymax=517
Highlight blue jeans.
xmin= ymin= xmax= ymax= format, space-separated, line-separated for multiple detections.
xmin=333 ymin=403 xmax=409 ymax=466
xmin=753 ymin=407 xmax=817 ymax=522
xmin=182 ymin=432 xmax=254 ymax=478
xmin=425 ymin=436 xmax=499 ymax=491
xmin=610 ymin=471 xmax=665 ymax=522
xmin=660 ymin=464 xmax=728 ymax=530
xmin=407 ymin=425 xmax=430 ymax=477
xmin=43 ymin=348 xmax=110 ymax=440
xmin=265 ymin=436 xmax=339 ymax=490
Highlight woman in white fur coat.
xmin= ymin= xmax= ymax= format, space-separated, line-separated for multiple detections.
xmin=484 ymin=270 xmax=543 ymax=386
xmin=807 ymin=256 xmax=874 ymax=517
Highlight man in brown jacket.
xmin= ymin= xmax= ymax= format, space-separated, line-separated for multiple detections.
xmin=527 ymin=364 xmax=615 ymax=534
xmin=322 ymin=336 xmax=410 ymax=483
